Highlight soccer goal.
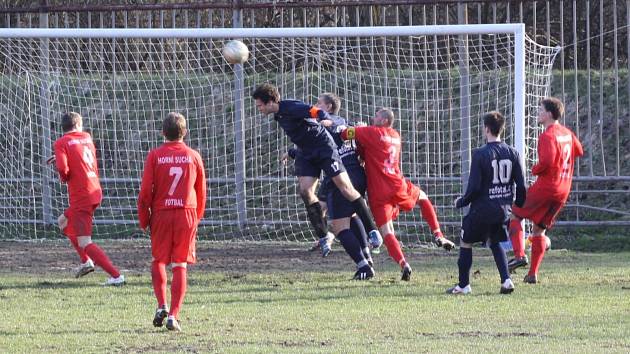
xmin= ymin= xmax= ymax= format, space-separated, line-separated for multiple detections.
xmin=0 ymin=25 xmax=559 ymax=242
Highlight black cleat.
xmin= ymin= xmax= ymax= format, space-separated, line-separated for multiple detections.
xmin=500 ymin=279 xmax=515 ymax=294
xmin=353 ymin=265 xmax=375 ymax=280
xmin=401 ymin=263 xmax=412 ymax=281
xmin=508 ymin=256 xmax=529 ymax=273
xmin=153 ymin=306 xmax=168 ymax=327
xmin=523 ymin=274 xmax=538 ymax=284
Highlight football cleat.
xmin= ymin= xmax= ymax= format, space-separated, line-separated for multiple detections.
xmin=446 ymin=284 xmax=472 ymax=294
xmin=434 ymin=236 xmax=456 ymax=251
xmin=368 ymin=229 xmax=383 ymax=249
xmin=353 ymin=265 xmax=375 ymax=280
xmin=166 ymin=316 xmax=181 ymax=331
xmin=102 ymin=274 xmax=125 ymax=286
xmin=153 ymin=306 xmax=168 ymax=327
xmin=508 ymin=256 xmax=529 ymax=273
xmin=319 ymin=233 xmax=335 ymax=257
xmin=500 ymin=278 xmax=515 ymax=294
xmin=401 ymin=263 xmax=412 ymax=281
xmin=523 ymin=274 xmax=538 ymax=284
xmin=74 ymin=259 xmax=95 ymax=278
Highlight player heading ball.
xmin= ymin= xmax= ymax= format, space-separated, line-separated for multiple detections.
xmin=251 ymin=83 xmax=383 ymax=250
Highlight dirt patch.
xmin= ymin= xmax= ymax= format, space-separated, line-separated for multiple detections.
xmin=0 ymin=240 xmax=455 ymax=276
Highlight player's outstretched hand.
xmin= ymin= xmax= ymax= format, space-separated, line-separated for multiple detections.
xmin=45 ymin=155 xmax=56 ymax=165
xmin=320 ymin=119 xmax=333 ymax=127
xmin=435 ymin=236 xmax=456 ymax=251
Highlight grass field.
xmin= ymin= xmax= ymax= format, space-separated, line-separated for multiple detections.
xmin=0 ymin=241 xmax=629 ymax=353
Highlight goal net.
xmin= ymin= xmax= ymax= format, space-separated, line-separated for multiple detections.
xmin=0 ymin=25 xmax=559 ymax=242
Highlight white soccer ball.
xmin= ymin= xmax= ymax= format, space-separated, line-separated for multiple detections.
xmin=222 ymin=40 xmax=249 ymax=64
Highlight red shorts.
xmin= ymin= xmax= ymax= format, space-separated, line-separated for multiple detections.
xmin=150 ymin=209 xmax=198 ymax=264
xmin=369 ymin=179 xmax=421 ymax=227
xmin=512 ymin=186 xmax=567 ymax=230
xmin=63 ymin=204 xmax=98 ymax=238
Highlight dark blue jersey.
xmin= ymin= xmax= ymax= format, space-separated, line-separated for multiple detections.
xmin=456 ymin=141 xmax=526 ymax=222
xmin=274 ymin=100 xmax=337 ymax=155
xmin=322 ymin=114 xmax=362 ymax=170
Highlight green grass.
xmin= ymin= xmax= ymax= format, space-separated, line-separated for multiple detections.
xmin=1 ymin=246 xmax=629 ymax=353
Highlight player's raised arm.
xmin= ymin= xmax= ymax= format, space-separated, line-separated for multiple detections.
xmin=137 ymin=151 xmax=155 ymax=230
xmin=194 ymin=153 xmax=207 ymax=222
xmin=455 ymin=150 xmax=482 ymax=208
xmin=512 ymin=151 xmax=527 ymax=208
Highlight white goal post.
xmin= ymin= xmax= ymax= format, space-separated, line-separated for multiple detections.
xmin=0 ymin=24 xmax=559 ymax=241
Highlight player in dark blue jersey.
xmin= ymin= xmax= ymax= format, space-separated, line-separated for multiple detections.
xmin=252 ymin=84 xmax=382 ymax=253
xmin=447 ymin=111 xmax=526 ymax=295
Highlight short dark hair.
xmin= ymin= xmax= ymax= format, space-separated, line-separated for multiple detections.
xmin=482 ymin=111 xmax=506 ymax=137
xmin=319 ymin=92 xmax=341 ymax=114
xmin=61 ymin=112 xmax=82 ymax=132
xmin=377 ymin=108 xmax=395 ymax=126
xmin=163 ymin=112 xmax=187 ymax=141
xmin=251 ymin=83 xmax=280 ymax=104
xmin=540 ymin=97 xmax=564 ymax=120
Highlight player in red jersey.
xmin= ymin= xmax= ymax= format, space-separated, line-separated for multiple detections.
xmin=51 ymin=112 xmax=124 ymax=285
xmin=138 ymin=112 xmax=206 ymax=332
xmin=341 ymin=108 xmax=455 ymax=281
xmin=508 ymin=98 xmax=584 ymax=283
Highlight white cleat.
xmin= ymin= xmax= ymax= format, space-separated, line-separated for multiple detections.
xmin=103 ymin=274 xmax=125 ymax=286
xmin=500 ymin=278 xmax=515 ymax=294
xmin=74 ymin=259 xmax=95 ymax=278
xmin=446 ymin=284 xmax=472 ymax=295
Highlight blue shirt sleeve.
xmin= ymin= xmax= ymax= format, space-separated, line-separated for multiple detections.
xmin=279 ymin=100 xmax=330 ymax=121
xmin=456 ymin=150 xmax=482 ymax=208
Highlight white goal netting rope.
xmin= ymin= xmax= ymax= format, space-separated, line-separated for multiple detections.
xmin=0 ymin=30 xmax=559 ymax=241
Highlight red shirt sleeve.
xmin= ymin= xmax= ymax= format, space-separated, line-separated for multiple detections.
xmin=194 ymin=153 xmax=207 ymax=222
xmin=340 ymin=126 xmax=368 ymax=143
xmin=54 ymin=139 xmax=70 ymax=182
xmin=573 ymin=132 xmax=584 ymax=158
xmin=532 ymin=134 xmax=554 ymax=176
xmin=137 ymin=150 xmax=155 ymax=229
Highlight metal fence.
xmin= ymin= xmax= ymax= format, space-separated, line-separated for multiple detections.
xmin=1 ymin=0 xmax=628 ymax=228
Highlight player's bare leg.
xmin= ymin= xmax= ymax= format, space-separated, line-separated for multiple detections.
xmin=379 ymin=221 xmax=412 ymax=281
xmin=77 ymin=236 xmax=124 ymax=286
xmin=508 ymin=214 xmax=528 ymax=272
xmin=447 ymin=240 xmax=472 ymax=294
xmin=298 ymin=176 xmax=332 ymax=256
xmin=167 ymin=262 xmax=187 ymax=331
xmin=415 ymin=191 xmax=454 ymax=251
xmin=331 ymin=172 xmax=382 ymax=248
xmin=524 ymin=224 xmax=547 ymax=284
xmin=331 ymin=217 xmax=374 ymax=280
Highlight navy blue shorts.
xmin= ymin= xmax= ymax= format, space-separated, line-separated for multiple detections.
xmin=294 ymin=147 xmax=345 ymax=178
xmin=460 ymin=212 xmax=509 ymax=245
xmin=327 ymin=167 xmax=366 ymax=220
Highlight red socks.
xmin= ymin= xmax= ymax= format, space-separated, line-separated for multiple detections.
xmin=383 ymin=233 xmax=406 ymax=267
xmin=151 ymin=261 xmax=167 ymax=308
xmin=509 ymin=219 xmax=525 ymax=258
xmin=69 ymin=237 xmax=89 ymax=263
xmin=418 ymin=199 xmax=441 ymax=234
xmin=528 ymin=236 xmax=547 ymax=276
xmin=170 ymin=266 xmax=188 ymax=319
xmin=84 ymin=243 xmax=120 ymax=278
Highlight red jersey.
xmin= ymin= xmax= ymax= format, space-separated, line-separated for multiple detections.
xmin=137 ymin=141 xmax=206 ymax=229
xmin=53 ymin=131 xmax=102 ymax=208
xmin=531 ymin=123 xmax=583 ymax=198
xmin=341 ymin=125 xmax=405 ymax=197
